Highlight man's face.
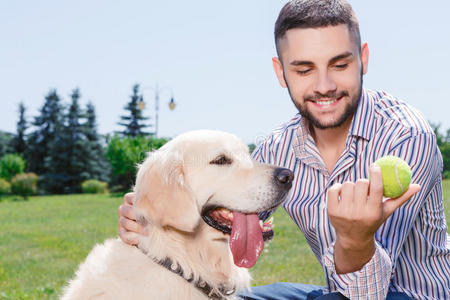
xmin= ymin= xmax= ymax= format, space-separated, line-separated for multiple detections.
xmin=273 ymin=24 xmax=369 ymax=130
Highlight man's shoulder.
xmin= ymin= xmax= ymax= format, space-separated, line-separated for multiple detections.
xmin=368 ymin=90 xmax=433 ymax=135
xmin=262 ymin=113 xmax=301 ymax=146
xmin=252 ymin=114 xmax=301 ymax=161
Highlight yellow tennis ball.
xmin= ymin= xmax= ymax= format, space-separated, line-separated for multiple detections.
xmin=374 ymin=156 xmax=412 ymax=198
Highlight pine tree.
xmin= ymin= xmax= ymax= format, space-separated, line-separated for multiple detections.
xmin=26 ymin=89 xmax=64 ymax=176
xmin=84 ymin=101 xmax=110 ymax=183
xmin=117 ymin=84 xmax=151 ymax=137
xmin=42 ymin=91 xmax=70 ymax=194
xmin=11 ymin=102 xmax=27 ymax=155
xmin=58 ymin=89 xmax=91 ymax=193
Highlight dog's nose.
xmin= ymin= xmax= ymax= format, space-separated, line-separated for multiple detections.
xmin=274 ymin=168 xmax=294 ymax=188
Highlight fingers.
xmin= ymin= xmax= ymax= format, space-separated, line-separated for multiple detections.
xmin=119 ymin=216 xmax=146 ymax=235
xmin=382 ymin=184 xmax=421 ymax=217
xmin=124 ymin=192 xmax=134 ymax=205
xmin=327 ymin=183 xmax=342 ymax=214
xmin=119 ymin=202 xmax=136 ymax=221
xmin=118 ymin=226 xmax=140 ymax=245
xmin=368 ymin=164 xmax=384 ymax=208
xmin=354 ymin=179 xmax=369 ymax=210
xmin=118 ymin=191 xmax=144 ymax=246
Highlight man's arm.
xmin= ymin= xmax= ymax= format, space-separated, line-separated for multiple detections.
xmin=324 ymin=131 xmax=442 ymax=299
xmin=327 ymin=165 xmax=420 ymax=274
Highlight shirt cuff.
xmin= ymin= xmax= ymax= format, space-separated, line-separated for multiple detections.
xmin=322 ymin=241 xmax=393 ymax=300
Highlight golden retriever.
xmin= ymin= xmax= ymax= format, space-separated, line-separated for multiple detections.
xmin=62 ymin=130 xmax=293 ymax=299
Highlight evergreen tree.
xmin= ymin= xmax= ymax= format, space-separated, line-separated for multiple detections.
xmin=26 ymin=89 xmax=64 ymax=176
xmin=83 ymin=101 xmax=110 ymax=183
xmin=0 ymin=131 xmax=13 ymax=158
xmin=117 ymin=84 xmax=151 ymax=137
xmin=11 ymin=102 xmax=27 ymax=155
xmin=49 ymin=89 xmax=91 ymax=193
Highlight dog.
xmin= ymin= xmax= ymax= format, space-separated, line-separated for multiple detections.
xmin=62 ymin=130 xmax=293 ymax=299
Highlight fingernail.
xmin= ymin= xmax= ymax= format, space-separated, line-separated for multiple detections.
xmin=371 ymin=164 xmax=381 ymax=171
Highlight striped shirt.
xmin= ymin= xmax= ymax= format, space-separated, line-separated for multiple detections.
xmin=253 ymin=89 xmax=450 ymax=300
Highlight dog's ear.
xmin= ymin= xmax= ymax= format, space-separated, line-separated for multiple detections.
xmin=134 ymin=151 xmax=200 ymax=233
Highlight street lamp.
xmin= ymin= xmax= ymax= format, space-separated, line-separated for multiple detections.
xmin=139 ymin=84 xmax=176 ymax=138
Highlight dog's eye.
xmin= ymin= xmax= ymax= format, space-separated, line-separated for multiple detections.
xmin=210 ymin=155 xmax=233 ymax=165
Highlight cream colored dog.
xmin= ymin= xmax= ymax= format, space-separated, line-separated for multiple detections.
xmin=62 ymin=130 xmax=293 ymax=300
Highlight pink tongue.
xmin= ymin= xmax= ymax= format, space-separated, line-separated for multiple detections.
xmin=229 ymin=212 xmax=264 ymax=268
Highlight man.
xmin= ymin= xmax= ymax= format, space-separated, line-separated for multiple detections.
xmin=118 ymin=1 xmax=450 ymax=299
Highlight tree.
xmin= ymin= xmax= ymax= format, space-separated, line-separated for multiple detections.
xmin=430 ymin=122 xmax=450 ymax=178
xmin=106 ymin=135 xmax=167 ymax=191
xmin=11 ymin=102 xmax=27 ymax=155
xmin=83 ymin=101 xmax=110 ymax=183
xmin=117 ymin=84 xmax=151 ymax=137
xmin=26 ymin=89 xmax=64 ymax=187
xmin=0 ymin=131 xmax=13 ymax=158
xmin=45 ymin=89 xmax=91 ymax=193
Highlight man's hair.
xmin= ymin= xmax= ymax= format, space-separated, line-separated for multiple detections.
xmin=274 ymin=0 xmax=361 ymax=57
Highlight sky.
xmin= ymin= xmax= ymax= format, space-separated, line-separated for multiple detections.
xmin=1 ymin=1 xmax=449 ymax=144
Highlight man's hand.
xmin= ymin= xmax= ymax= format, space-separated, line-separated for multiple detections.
xmin=118 ymin=192 xmax=146 ymax=245
xmin=327 ymin=164 xmax=420 ymax=274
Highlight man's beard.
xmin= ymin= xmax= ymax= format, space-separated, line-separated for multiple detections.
xmin=286 ymin=75 xmax=363 ymax=130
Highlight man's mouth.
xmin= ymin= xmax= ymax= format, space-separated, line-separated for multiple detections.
xmin=306 ymin=91 xmax=348 ymax=108
xmin=310 ymin=95 xmax=345 ymax=107
xmin=201 ymin=207 xmax=275 ymax=268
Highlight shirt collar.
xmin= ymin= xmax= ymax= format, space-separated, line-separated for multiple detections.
xmin=348 ymin=89 xmax=375 ymax=141
xmin=292 ymin=89 xmax=374 ymax=163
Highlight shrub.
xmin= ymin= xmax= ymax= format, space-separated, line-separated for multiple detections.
xmin=0 ymin=178 xmax=11 ymax=197
xmin=0 ymin=154 xmax=25 ymax=181
xmin=106 ymin=135 xmax=168 ymax=190
xmin=11 ymin=173 xmax=38 ymax=199
xmin=81 ymin=179 xmax=109 ymax=194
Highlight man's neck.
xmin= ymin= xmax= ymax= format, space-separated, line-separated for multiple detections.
xmin=309 ymin=116 xmax=353 ymax=174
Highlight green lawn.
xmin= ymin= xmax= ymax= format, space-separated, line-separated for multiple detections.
xmin=0 ymin=180 xmax=449 ymax=299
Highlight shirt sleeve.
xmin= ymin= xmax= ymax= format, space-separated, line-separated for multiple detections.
xmin=323 ymin=131 xmax=443 ymax=299
xmin=323 ymin=241 xmax=392 ymax=299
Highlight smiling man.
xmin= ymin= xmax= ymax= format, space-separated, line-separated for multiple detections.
xmin=118 ymin=1 xmax=450 ymax=299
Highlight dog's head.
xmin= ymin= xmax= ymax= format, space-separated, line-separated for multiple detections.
xmin=133 ymin=130 xmax=293 ymax=267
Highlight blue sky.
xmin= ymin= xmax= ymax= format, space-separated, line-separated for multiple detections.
xmin=1 ymin=1 xmax=449 ymax=144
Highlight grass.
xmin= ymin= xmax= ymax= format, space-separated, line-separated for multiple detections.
xmin=0 ymin=180 xmax=449 ymax=299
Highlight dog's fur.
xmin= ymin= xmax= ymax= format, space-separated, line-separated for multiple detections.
xmin=62 ymin=130 xmax=291 ymax=299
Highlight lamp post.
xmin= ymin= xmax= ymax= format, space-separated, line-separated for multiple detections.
xmin=139 ymin=84 xmax=176 ymax=138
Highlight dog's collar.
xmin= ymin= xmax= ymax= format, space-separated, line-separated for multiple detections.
xmin=149 ymin=255 xmax=236 ymax=299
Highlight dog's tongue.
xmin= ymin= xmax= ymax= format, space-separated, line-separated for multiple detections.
xmin=229 ymin=212 xmax=264 ymax=268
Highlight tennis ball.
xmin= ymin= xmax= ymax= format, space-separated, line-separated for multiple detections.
xmin=374 ymin=156 xmax=412 ymax=198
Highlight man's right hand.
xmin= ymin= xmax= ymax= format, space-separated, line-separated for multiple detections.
xmin=118 ymin=192 xmax=146 ymax=245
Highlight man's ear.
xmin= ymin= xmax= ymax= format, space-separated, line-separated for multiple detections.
xmin=133 ymin=152 xmax=200 ymax=233
xmin=272 ymin=57 xmax=288 ymax=88
xmin=360 ymin=42 xmax=369 ymax=75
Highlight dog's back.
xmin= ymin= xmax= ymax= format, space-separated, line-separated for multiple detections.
xmin=61 ymin=239 xmax=208 ymax=300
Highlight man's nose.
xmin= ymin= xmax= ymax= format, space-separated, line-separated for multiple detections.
xmin=313 ymin=71 xmax=337 ymax=96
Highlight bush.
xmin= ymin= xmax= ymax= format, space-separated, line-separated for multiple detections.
xmin=81 ymin=179 xmax=109 ymax=194
xmin=11 ymin=173 xmax=38 ymax=199
xmin=0 ymin=178 xmax=11 ymax=196
xmin=106 ymin=135 xmax=168 ymax=190
xmin=0 ymin=154 xmax=25 ymax=181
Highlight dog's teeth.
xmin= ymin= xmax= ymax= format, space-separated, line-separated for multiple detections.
xmin=259 ymin=220 xmax=263 ymax=229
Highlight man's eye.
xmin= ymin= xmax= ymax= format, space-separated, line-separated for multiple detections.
xmin=334 ymin=63 xmax=348 ymax=70
xmin=296 ymin=69 xmax=311 ymax=75
xmin=209 ymin=155 xmax=233 ymax=165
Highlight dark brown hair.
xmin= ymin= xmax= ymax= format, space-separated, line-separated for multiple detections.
xmin=274 ymin=0 xmax=361 ymax=56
